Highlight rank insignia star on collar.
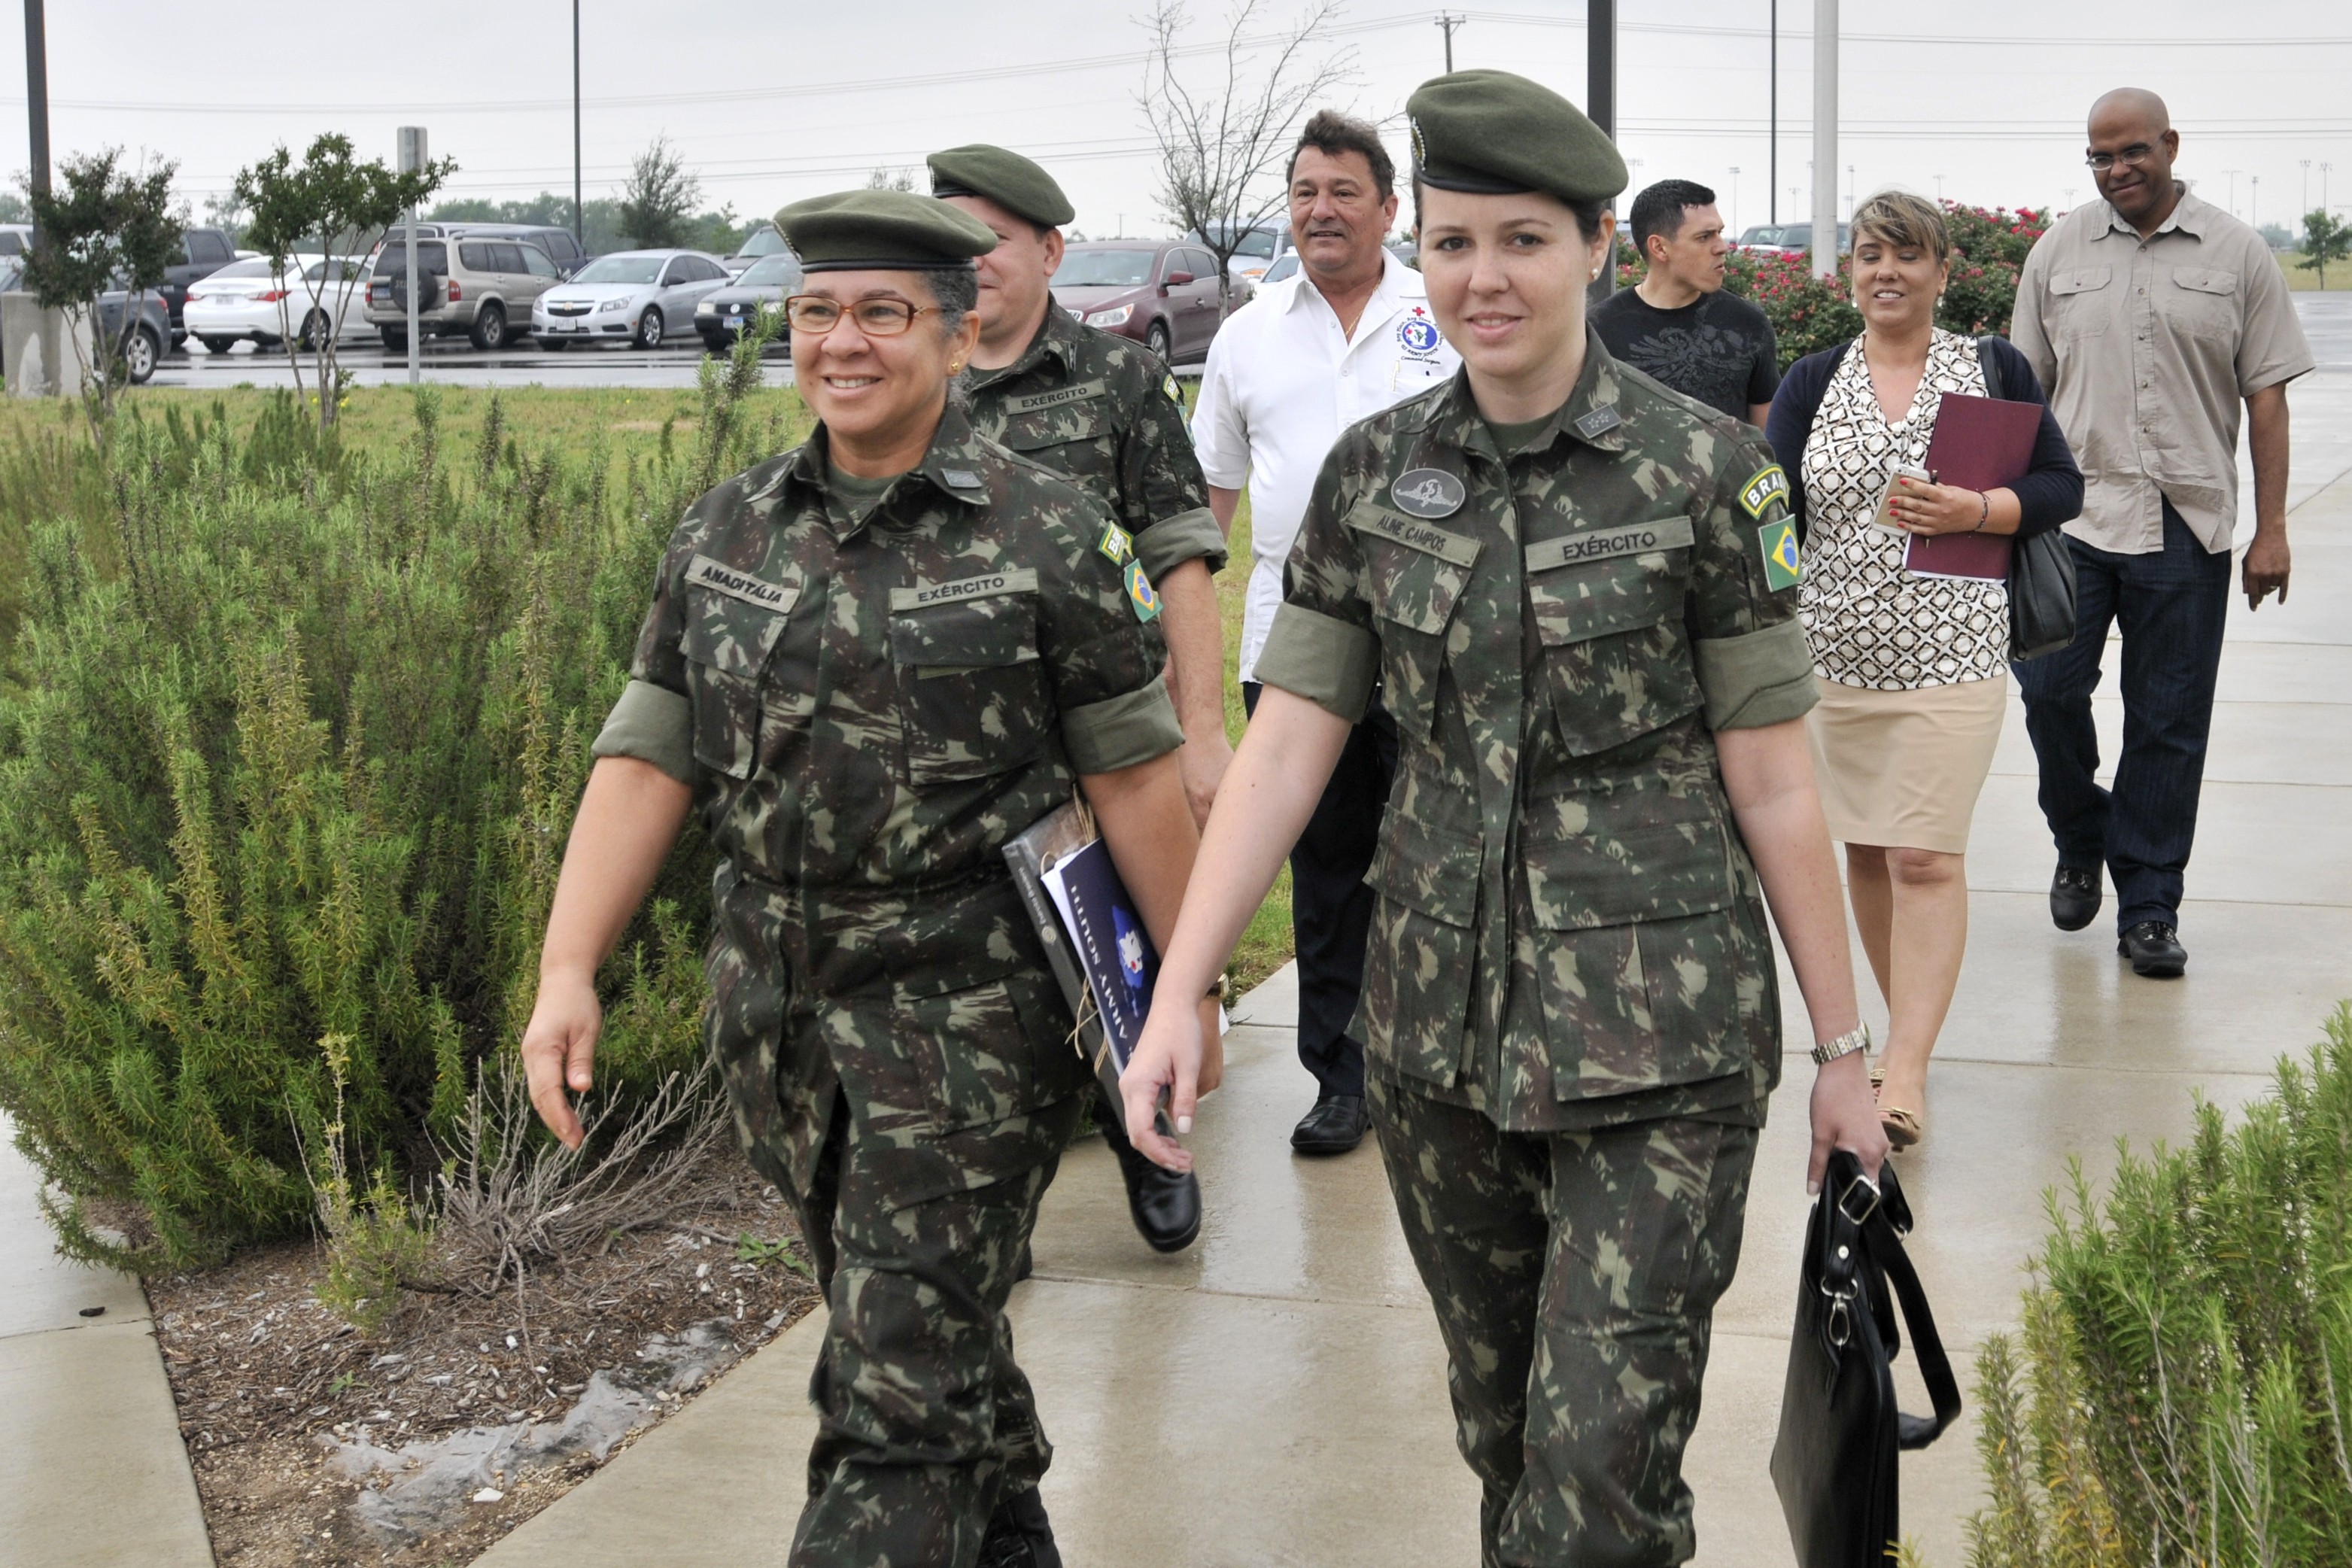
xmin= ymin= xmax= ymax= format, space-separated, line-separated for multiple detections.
xmin=1572 ymin=405 xmax=1621 ymax=440
xmin=1098 ymin=520 xmax=1134 ymax=566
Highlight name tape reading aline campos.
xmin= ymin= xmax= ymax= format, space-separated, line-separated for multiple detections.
xmin=1523 ymin=516 xmax=1697 ymax=573
xmin=1345 ymin=506 xmax=1482 ymax=566
xmin=686 ymin=555 xmax=801 ymax=612
xmin=889 ymin=568 xmax=1042 ymax=612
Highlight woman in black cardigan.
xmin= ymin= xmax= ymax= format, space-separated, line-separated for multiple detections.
xmin=1764 ymin=190 xmax=2081 ymax=1150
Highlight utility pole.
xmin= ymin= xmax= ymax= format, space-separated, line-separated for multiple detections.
xmin=1729 ymin=166 xmax=1740 ymax=236
xmin=1810 ymin=0 xmax=1837 ymax=279
xmin=2303 ymin=158 xmax=2313 ymax=220
xmin=23 ymin=0 xmax=49 ymax=254
xmin=572 ymin=0 xmax=584 ymax=250
xmin=2221 ymin=169 xmax=2241 ymax=217
xmin=2250 ymin=173 xmax=2259 ymax=235
xmin=1435 ymin=11 xmax=1463 ymax=72
xmin=1588 ymin=0 xmax=1616 ymax=299
xmin=399 ymin=127 xmax=427 ymax=387
xmin=2324 ymin=163 xmax=2334 ymax=215
xmin=1768 ymin=0 xmax=1778 ymax=226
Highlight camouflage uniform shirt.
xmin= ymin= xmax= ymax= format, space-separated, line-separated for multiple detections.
xmin=1252 ymin=334 xmax=1817 ymax=1132
xmin=965 ymin=302 xmax=1226 ymax=585
xmin=593 ymin=404 xmax=1183 ymax=1204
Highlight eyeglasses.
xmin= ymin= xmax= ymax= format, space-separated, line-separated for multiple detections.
xmin=2084 ymin=144 xmax=2158 ymax=172
xmin=783 ymin=295 xmax=941 ymax=336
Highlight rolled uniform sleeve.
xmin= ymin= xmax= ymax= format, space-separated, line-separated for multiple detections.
xmin=592 ymin=536 xmax=699 ymax=782
xmin=1251 ymin=438 xmax=1380 ymax=724
xmin=1121 ymin=370 xmax=1227 ymax=581
xmin=1688 ymin=432 xmax=1818 ymax=731
xmin=1043 ymin=496 xmax=1184 ymax=776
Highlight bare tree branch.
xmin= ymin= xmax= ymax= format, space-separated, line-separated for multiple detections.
xmin=1138 ymin=0 xmax=1357 ymax=305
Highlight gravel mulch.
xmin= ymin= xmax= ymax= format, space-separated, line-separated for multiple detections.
xmin=146 ymin=1164 xmax=823 ymax=1567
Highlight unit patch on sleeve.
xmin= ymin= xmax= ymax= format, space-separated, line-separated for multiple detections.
xmin=1737 ymin=463 xmax=1792 ymax=521
xmin=1164 ymin=372 xmax=1184 ymax=405
xmin=1123 ymin=559 xmax=1162 ymax=623
xmin=1098 ymin=520 xmax=1135 ymax=566
xmin=1758 ymin=518 xmax=1804 ymax=591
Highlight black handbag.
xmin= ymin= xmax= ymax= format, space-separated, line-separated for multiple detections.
xmin=1770 ymin=1151 xmax=1962 ymax=1568
xmin=1977 ymin=334 xmax=2079 ymax=661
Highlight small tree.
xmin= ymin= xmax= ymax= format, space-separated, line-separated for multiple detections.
xmin=618 ymin=135 xmax=700 ymax=249
xmin=20 ymin=147 xmax=179 ymax=430
xmin=232 ymin=132 xmax=453 ymax=433
xmin=865 ymin=166 xmax=916 ymax=193
xmin=1139 ymin=0 xmax=1357 ymax=308
xmin=2299 ymin=209 xmax=2351 ymax=288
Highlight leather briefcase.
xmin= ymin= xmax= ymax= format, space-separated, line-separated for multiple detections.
xmin=1770 ymin=1152 xmax=1962 ymax=1567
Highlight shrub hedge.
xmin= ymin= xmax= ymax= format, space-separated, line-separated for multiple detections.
xmin=1968 ymin=1005 xmax=2352 ymax=1567
xmin=0 ymin=350 xmax=804 ymax=1269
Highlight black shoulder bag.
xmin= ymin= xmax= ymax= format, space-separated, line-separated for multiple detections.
xmin=1770 ymin=1152 xmax=1962 ymax=1568
xmin=1977 ymin=335 xmax=2079 ymax=661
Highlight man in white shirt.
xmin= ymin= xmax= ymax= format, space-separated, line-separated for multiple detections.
xmin=1192 ymin=110 xmax=1461 ymax=1155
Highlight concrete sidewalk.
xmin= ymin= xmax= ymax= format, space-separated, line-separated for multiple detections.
xmin=0 ymin=1117 xmax=213 ymax=1568
xmin=485 ymin=379 xmax=2352 ymax=1566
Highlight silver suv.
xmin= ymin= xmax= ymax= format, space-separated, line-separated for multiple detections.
xmin=365 ymin=231 xmax=566 ymax=351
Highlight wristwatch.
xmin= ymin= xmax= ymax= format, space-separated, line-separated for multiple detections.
xmin=1809 ymin=1023 xmax=1872 ymax=1067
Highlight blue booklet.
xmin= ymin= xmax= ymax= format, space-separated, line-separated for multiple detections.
xmin=1041 ymin=837 xmax=1159 ymax=1073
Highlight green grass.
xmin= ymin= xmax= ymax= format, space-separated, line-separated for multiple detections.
xmin=2276 ymin=251 xmax=2352 ymax=290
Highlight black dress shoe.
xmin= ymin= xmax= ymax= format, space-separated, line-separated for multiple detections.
xmin=2119 ymin=920 xmax=2187 ymax=978
xmin=1291 ymin=1093 xmax=1369 ymax=1156
xmin=1102 ymin=1109 xmax=1202 ymax=1253
xmin=977 ymin=1487 xmax=1062 ymax=1568
xmin=2050 ymin=863 xmax=2101 ymax=932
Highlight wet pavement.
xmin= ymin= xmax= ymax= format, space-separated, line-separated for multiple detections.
xmin=476 ymin=370 xmax=2352 ymax=1566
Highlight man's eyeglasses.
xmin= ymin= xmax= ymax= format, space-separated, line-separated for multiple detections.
xmin=2084 ymin=144 xmax=2158 ymax=172
xmin=783 ymin=296 xmax=942 ymax=336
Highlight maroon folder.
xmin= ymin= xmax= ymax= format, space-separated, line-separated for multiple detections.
xmin=1904 ymin=391 xmax=2043 ymax=581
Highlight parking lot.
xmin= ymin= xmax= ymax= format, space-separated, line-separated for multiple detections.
xmin=146 ymin=336 xmax=795 ymax=391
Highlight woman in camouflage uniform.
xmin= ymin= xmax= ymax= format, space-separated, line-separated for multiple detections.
xmin=521 ymin=190 xmax=1215 ymax=1568
xmin=1122 ymin=74 xmax=1889 ymax=1568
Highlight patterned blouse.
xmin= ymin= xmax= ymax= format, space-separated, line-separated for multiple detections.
xmin=1797 ymin=330 xmax=2007 ymax=689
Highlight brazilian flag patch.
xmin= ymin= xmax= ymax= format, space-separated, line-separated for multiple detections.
xmin=1099 ymin=520 xmax=1134 ymax=566
xmin=1124 ymin=559 xmax=1161 ymax=623
xmin=1738 ymin=463 xmax=1791 ymax=521
xmin=1758 ymin=518 xmax=1804 ymax=590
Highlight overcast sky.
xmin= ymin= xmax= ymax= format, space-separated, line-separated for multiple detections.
xmin=11 ymin=1 xmax=2351 ymax=242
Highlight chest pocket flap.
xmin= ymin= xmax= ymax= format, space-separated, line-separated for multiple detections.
xmin=1526 ymin=515 xmax=1694 ymax=647
xmin=679 ymin=557 xmax=800 ymax=779
xmin=2050 ymin=265 xmax=2111 ymax=296
xmin=887 ymin=572 xmax=1049 ymax=784
xmin=2171 ymin=266 xmax=2239 ymax=296
xmin=1347 ymin=503 xmax=1479 ymax=634
xmin=994 ymin=381 xmax=1115 ymax=451
xmin=889 ymin=570 xmax=1043 ymax=669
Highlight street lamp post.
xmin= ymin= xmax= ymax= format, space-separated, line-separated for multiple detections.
xmin=2222 ymin=169 xmax=2241 ymax=217
xmin=1811 ymin=0 xmax=1837 ymax=279
xmin=23 ymin=0 xmax=48 ymax=254
xmin=1589 ymin=0 xmax=1616 ymax=299
xmin=2250 ymin=174 xmax=2259 ymax=235
xmin=572 ymin=0 xmax=583 ymax=251
xmin=2304 ymin=159 xmax=2314 ymax=220
xmin=1729 ymin=166 xmax=1741 ymax=236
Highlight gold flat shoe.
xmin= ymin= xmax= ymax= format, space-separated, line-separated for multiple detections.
xmin=1879 ymin=1105 xmax=1923 ymax=1150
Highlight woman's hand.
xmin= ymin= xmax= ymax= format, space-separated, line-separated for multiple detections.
xmin=1886 ymin=474 xmax=1986 ymax=536
xmin=1122 ymin=992 xmax=1208 ymax=1173
xmin=521 ymin=967 xmax=602 ymax=1150
xmin=1807 ymin=1050 xmax=1889 ymax=1193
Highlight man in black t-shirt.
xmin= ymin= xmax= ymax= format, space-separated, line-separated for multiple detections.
xmin=1591 ymin=178 xmax=1779 ymax=425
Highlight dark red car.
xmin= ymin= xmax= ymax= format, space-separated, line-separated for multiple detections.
xmin=1050 ymin=240 xmax=1227 ymax=363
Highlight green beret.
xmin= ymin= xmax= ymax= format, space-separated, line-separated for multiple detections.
xmin=926 ymin=144 xmax=1076 ymax=229
xmin=1406 ymin=69 xmax=1627 ymax=205
xmin=773 ymin=189 xmax=997 ymax=273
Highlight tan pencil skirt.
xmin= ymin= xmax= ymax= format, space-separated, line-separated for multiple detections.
xmin=1804 ymin=673 xmax=2007 ymax=855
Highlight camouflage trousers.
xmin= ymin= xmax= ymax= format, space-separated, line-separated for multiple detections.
xmin=1369 ymin=1075 xmax=1761 ymax=1568
xmin=709 ymin=940 xmax=1087 ymax=1568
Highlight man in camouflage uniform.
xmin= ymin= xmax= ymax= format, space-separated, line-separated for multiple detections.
xmin=1122 ymin=73 xmax=1881 ymax=1567
xmin=530 ymin=191 xmax=1202 ymax=1568
xmin=930 ymin=143 xmax=1225 ymax=1253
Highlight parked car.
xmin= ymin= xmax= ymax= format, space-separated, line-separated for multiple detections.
xmin=1051 ymin=240 xmax=1226 ymax=363
xmin=96 ymin=287 xmax=172 ymax=384
xmin=155 ymin=225 xmax=240 ymax=351
xmin=1258 ymin=252 xmax=1300 ymax=287
xmin=447 ymin=222 xmax=588 ymax=275
xmin=184 ymin=255 xmax=372 ymax=354
xmin=696 ymin=251 xmax=802 ymax=353
xmin=722 ymin=223 xmax=790 ymax=278
xmin=1737 ymin=222 xmax=1849 ymax=257
xmin=365 ymin=233 xmax=567 ymax=350
xmin=531 ymin=250 xmax=731 ymax=350
xmin=0 ymin=223 xmax=31 ymax=258
xmin=1186 ymin=220 xmax=1290 ymax=297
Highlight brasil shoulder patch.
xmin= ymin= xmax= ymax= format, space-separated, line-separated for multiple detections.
xmin=1098 ymin=520 xmax=1134 ymax=566
xmin=1737 ymin=463 xmax=1791 ymax=521
xmin=1124 ymin=559 xmax=1161 ymax=623
xmin=1758 ymin=518 xmax=1803 ymax=591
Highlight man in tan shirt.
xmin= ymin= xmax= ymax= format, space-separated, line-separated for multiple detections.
xmin=2009 ymin=89 xmax=2313 ymax=979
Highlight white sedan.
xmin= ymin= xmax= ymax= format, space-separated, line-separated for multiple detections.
xmin=183 ymin=256 xmax=372 ymax=354
xmin=531 ymin=250 xmax=731 ymax=351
